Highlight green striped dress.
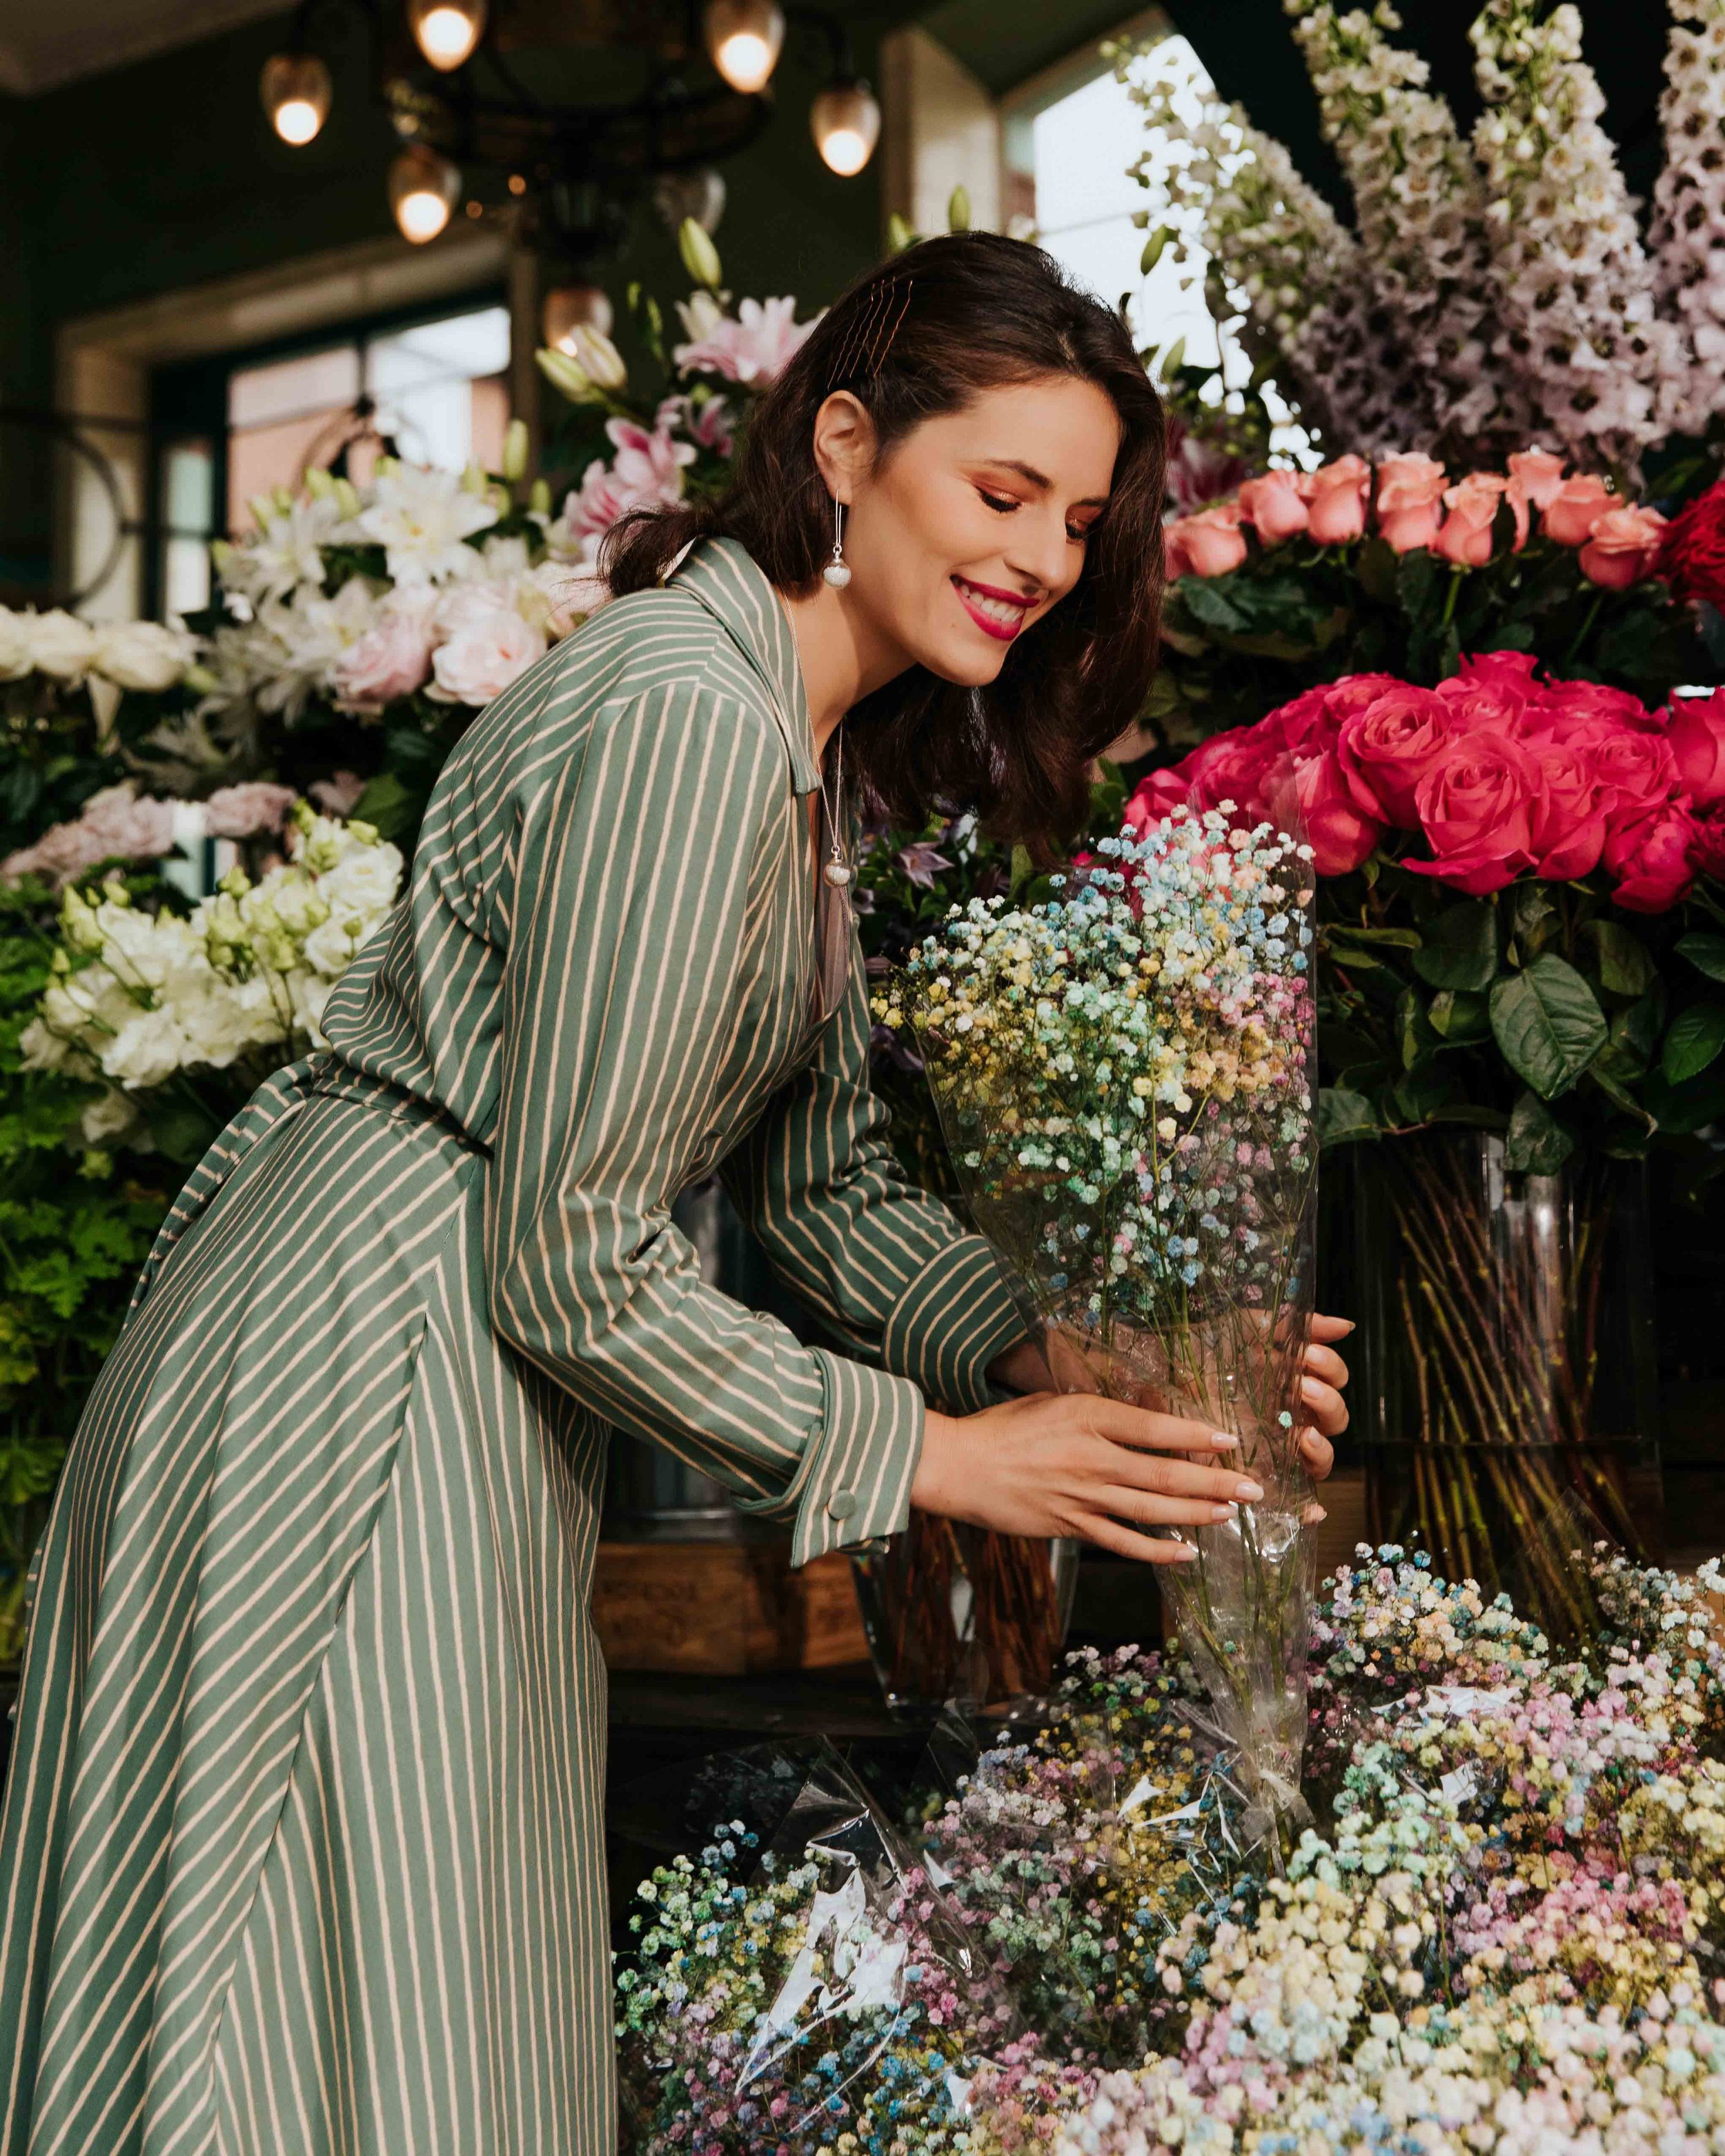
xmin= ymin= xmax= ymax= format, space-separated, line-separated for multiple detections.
xmin=0 ymin=537 xmax=1027 ymax=2155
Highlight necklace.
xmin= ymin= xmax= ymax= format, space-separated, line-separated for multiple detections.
xmin=820 ymin=724 xmax=854 ymax=889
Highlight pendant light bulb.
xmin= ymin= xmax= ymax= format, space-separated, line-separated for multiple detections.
xmin=702 ymin=0 xmax=785 ymax=95
xmin=810 ymin=79 xmax=881 ymax=177
xmin=260 ymin=51 xmax=332 ymax=146
xmin=542 ymin=284 xmax=615 ymax=355
xmin=390 ymin=144 xmax=460 ymax=244
xmin=407 ymin=0 xmax=487 ymax=71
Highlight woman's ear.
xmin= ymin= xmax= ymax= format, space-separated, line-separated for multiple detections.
xmin=810 ymin=391 xmax=877 ymax=506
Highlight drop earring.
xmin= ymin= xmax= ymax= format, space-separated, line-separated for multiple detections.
xmin=822 ymin=499 xmax=852 ymax=589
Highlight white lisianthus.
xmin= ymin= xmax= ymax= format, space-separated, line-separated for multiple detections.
xmin=0 ymin=606 xmax=33 ymax=681
xmin=80 ymin=1087 xmax=139 ymax=1146
xmin=91 ymin=617 xmax=199 ymax=693
xmin=29 ymin=609 xmax=98 ymax=682
xmin=352 ymin=463 xmax=498 ymax=585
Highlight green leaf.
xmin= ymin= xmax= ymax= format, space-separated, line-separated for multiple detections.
xmin=1675 ymin=933 xmax=1725 ymax=986
xmin=1644 ymin=1067 xmax=1725 ymax=1135
xmin=1428 ymin=989 xmax=1489 ymax=1043
xmin=1394 ymin=1061 xmax=1455 ymax=1121
xmin=1317 ymin=1087 xmax=1378 ymax=1147
xmin=1009 ymin=844 xmax=1034 ymax=894
xmin=1488 ymin=955 xmax=1608 ymax=1099
xmin=1662 ymin=1001 xmax=1725 ymax=1085
xmin=349 ymin=771 xmax=418 ymax=843
xmin=1504 ymin=1090 xmax=1575 ymax=1176
xmin=1410 ymin=902 xmax=1498 ymax=992
xmin=1586 ymin=920 xmax=1655 ymax=997
xmin=1321 ymin=922 xmax=1422 ymax=948
xmin=1356 ymin=536 xmax=1399 ymax=604
xmin=1397 ymin=986 xmax=1438 ymax=1071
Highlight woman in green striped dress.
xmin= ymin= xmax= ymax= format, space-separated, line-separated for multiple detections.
xmin=0 ymin=235 xmax=1348 ymax=2153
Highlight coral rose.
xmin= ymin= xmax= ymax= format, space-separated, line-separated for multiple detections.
xmin=1305 ymin=455 xmax=1370 ymax=544
xmin=1236 ymin=471 xmax=1310 ymax=545
xmin=1165 ymin=503 xmax=1247 ymax=579
xmin=1506 ymin=449 xmax=1568 ymax=513
xmin=1436 ymin=473 xmax=1517 ymax=568
xmin=1579 ymin=505 xmax=1666 ymax=590
xmin=1374 ymin=453 xmax=1448 ymax=553
xmin=1293 ymin=751 xmax=1382 ymax=875
xmin=1542 ymin=473 xmax=1615 ymax=546
xmin=1408 ymin=733 xmax=1541 ymax=893
xmin=1334 ymin=684 xmax=1455 ymax=827
xmin=1604 ymin=801 xmax=1698 ymax=913
xmin=1667 ymin=687 xmax=1725 ymax=809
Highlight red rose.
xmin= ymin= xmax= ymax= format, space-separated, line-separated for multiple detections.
xmin=1124 ymin=765 xmax=1192 ymax=835
xmin=1407 ymin=733 xmax=1541 ymax=893
xmin=1655 ymin=478 xmax=1725 ymax=611
xmin=1334 ymin=684 xmax=1455 ymax=826
xmin=1181 ymin=726 xmax=1281 ymax=822
xmin=1586 ymin=724 xmax=1681 ymax=821
xmin=1439 ymin=671 xmax=1537 ymax=733
xmin=1294 ymin=750 xmax=1383 ymax=875
xmin=1266 ymin=685 xmax=1343 ymax=758
xmin=1526 ymin=739 xmax=1608 ymax=882
xmin=1666 ymin=688 xmax=1725 ymax=809
xmin=1456 ymin=649 xmax=1541 ymax=693
xmin=1692 ymin=804 xmax=1725 ymax=882
xmin=1526 ymin=679 xmax=1657 ymax=732
xmin=1604 ymin=800 xmax=1698 ymax=913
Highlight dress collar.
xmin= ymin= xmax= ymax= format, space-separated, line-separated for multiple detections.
xmin=667 ymin=535 xmax=819 ymax=793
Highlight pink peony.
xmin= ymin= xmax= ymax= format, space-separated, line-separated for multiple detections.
xmin=1604 ymin=800 xmax=1697 ymax=913
xmin=1334 ymin=684 xmax=1455 ymax=826
xmin=1305 ymin=454 xmax=1370 ymax=544
xmin=1374 ymin=453 xmax=1448 ymax=553
xmin=1542 ymin=473 xmax=1615 ymax=546
xmin=1236 ymin=471 xmax=1310 ymax=545
xmin=1506 ymin=449 xmax=1568 ymax=513
xmin=202 ymin=782 xmax=295 ymax=838
xmin=430 ymin=602 xmax=546 ymax=708
xmin=1666 ymin=687 xmax=1725 ymax=809
xmin=1294 ymin=751 xmax=1383 ymax=875
xmin=1525 ymin=740 xmax=1608 ymax=882
xmin=1579 ymin=505 xmax=1667 ymax=590
xmin=671 ymin=294 xmax=816 ymax=385
xmin=1165 ymin=502 xmax=1247 ymax=579
xmin=1435 ymin=473 xmax=1518 ymax=567
xmin=331 ymin=601 xmax=435 ymax=713
xmin=1408 ymin=733 xmax=1541 ymax=893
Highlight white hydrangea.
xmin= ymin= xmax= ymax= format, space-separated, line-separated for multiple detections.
xmin=21 ymin=802 xmax=404 ymax=1093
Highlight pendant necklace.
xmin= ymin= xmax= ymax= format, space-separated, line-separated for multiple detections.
xmin=820 ymin=724 xmax=854 ymax=889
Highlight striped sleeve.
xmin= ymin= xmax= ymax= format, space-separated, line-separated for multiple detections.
xmin=484 ymin=684 xmax=927 ymax=1565
xmin=720 ymin=938 xmax=1029 ymax=1415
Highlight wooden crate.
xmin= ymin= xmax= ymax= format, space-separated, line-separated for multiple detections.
xmin=593 ymin=1539 xmax=869 ymax=1675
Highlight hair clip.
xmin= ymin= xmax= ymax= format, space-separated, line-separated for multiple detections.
xmin=826 ymin=276 xmax=914 ymax=392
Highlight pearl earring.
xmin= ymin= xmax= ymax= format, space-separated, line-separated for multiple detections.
xmin=822 ymin=499 xmax=852 ymax=589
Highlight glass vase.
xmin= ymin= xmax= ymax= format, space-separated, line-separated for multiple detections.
xmin=851 ymin=1522 xmax=1080 ymax=1714
xmin=1345 ymin=1129 xmax=1663 ymax=1641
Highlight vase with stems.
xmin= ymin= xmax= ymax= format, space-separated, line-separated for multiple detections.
xmin=1340 ymin=1129 xmax=1663 ymax=1641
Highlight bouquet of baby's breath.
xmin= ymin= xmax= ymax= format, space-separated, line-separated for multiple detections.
xmin=878 ymin=806 xmax=1321 ymax=1843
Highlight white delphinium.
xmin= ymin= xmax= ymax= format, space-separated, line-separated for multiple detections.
xmin=1469 ymin=0 xmax=1673 ymax=468
xmin=1650 ymin=0 xmax=1725 ymax=437
xmin=1285 ymin=0 xmax=1520 ymax=448
xmin=20 ymin=802 xmax=404 ymax=1090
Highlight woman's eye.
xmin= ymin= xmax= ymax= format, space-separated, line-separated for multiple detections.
xmin=1067 ymin=522 xmax=1094 ymax=544
xmin=978 ymin=490 xmax=1018 ymax=514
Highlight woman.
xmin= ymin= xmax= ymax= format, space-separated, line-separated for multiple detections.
xmin=0 ymin=235 xmax=1348 ymax=2153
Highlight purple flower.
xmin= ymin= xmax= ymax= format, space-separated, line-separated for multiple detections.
xmin=896 ymin=840 xmax=954 ymax=890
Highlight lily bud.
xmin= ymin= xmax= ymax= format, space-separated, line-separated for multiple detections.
xmin=947 ymin=184 xmax=970 ymax=232
xmin=1161 ymin=335 xmax=1187 ymax=381
xmin=1141 ymin=225 xmax=1174 ymax=273
xmin=460 ymin=461 xmax=488 ymax=497
xmin=247 ymin=494 xmax=276 ymax=534
xmin=304 ymin=465 xmax=335 ymax=500
xmin=502 ymin=417 xmax=529 ymax=482
xmin=886 ymin=211 xmax=915 ymax=254
xmin=334 ymin=477 xmax=362 ymax=520
xmin=182 ymin=663 xmax=219 ymax=695
xmin=572 ymin=324 xmax=627 ymax=391
xmin=678 ymin=213 xmax=722 ymax=290
xmin=528 ymin=477 xmax=552 ymax=517
xmin=535 ymin=346 xmax=593 ymax=402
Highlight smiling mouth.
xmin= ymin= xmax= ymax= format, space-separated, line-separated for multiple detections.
xmin=952 ymin=575 xmax=1033 ymax=642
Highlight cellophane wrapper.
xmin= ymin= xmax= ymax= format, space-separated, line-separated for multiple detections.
xmin=883 ymin=802 xmax=1320 ymax=1852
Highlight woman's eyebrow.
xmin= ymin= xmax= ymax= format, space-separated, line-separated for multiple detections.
xmin=981 ymin=457 xmax=1108 ymax=506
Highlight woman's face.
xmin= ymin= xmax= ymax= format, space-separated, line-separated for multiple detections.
xmin=831 ymin=373 xmax=1121 ymax=687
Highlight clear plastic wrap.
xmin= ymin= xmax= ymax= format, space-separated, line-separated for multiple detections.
xmin=885 ymin=801 xmax=1320 ymax=1852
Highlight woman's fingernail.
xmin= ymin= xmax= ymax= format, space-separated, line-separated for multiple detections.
xmin=1235 ymin=1478 xmax=1264 ymax=1501
xmin=1333 ymin=1318 xmax=1357 ymax=1334
xmin=1209 ymin=1503 xmax=1236 ymax=1521
xmin=1211 ymin=1431 xmax=1239 ymax=1449
xmin=1301 ymin=1374 xmax=1324 ymax=1403
xmin=1297 ymin=1425 xmax=1320 ymax=1450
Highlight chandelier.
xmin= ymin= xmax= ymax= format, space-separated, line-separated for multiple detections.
xmin=260 ymin=1 xmax=881 ymax=257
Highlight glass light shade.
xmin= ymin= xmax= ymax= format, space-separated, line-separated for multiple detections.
xmin=260 ymin=52 xmax=332 ymax=146
xmin=810 ymin=81 xmax=881 ymax=177
xmin=542 ymin=284 xmax=615 ymax=354
xmin=702 ymin=0 xmax=785 ymax=94
xmin=407 ymin=0 xmax=486 ymax=71
xmin=390 ymin=146 xmax=460 ymax=244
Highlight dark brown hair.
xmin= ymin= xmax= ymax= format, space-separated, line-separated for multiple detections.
xmin=604 ymin=232 xmax=1167 ymax=849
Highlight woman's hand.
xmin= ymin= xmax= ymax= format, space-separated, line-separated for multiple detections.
xmin=911 ymin=1393 xmax=1265 ymax=1564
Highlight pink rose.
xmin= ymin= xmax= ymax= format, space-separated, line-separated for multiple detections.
xmin=333 ymin=602 xmax=435 ymax=713
xmin=1526 ymin=740 xmax=1608 ymax=882
xmin=429 ymin=602 xmax=546 ymax=708
xmin=1293 ymin=750 xmax=1383 ymax=875
xmin=1181 ymin=726 xmax=1281 ymax=822
xmin=1667 ymin=688 xmax=1725 ymax=809
xmin=1604 ymin=801 xmax=1697 ymax=913
xmin=1506 ymin=450 xmax=1568 ymax=513
xmin=1691 ymin=805 xmax=1725 ymax=882
xmin=1579 ymin=504 xmax=1667 ymax=590
xmin=1541 ymin=473 xmax=1615 ymax=547
xmin=1305 ymin=455 xmax=1370 ymax=544
xmin=1334 ymin=684 xmax=1455 ymax=826
xmin=1237 ymin=471 xmax=1310 ymax=545
xmin=1439 ymin=659 xmax=1540 ymax=733
xmin=1165 ymin=503 xmax=1248 ymax=579
xmin=1408 ymin=734 xmax=1541 ymax=893
xmin=1265 ymin=684 xmax=1340 ymax=758
xmin=1436 ymin=473 xmax=1517 ymax=568
xmin=1524 ymin=678 xmax=1655 ymax=735
xmin=1123 ymin=766 xmax=1192 ymax=835
xmin=203 ymin=782 xmax=295 ymax=839
xmin=1374 ymin=453 xmax=1448 ymax=553
xmin=1587 ymin=723 xmax=1680 ymax=821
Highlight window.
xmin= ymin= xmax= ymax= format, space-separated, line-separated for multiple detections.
xmin=149 ymin=298 xmax=510 ymax=614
